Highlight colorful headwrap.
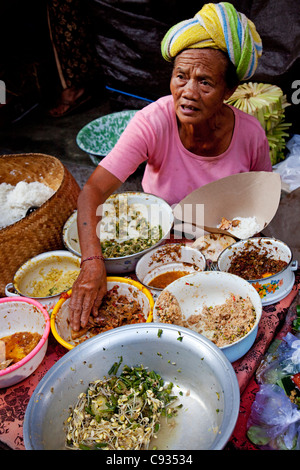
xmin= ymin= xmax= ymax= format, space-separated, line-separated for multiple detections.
xmin=161 ymin=2 xmax=262 ymax=81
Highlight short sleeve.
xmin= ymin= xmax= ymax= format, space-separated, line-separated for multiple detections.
xmin=99 ymin=112 xmax=155 ymax=182
xmin=250 ymin=133 xmax=273 ymax=172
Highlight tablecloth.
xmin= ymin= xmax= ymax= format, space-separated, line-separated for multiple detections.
xmin=1 ymin=265 xmax=299 ymax=451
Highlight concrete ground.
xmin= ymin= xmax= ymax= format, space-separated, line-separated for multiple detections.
xmin=0 ymin=94 xmax=144 ymax=191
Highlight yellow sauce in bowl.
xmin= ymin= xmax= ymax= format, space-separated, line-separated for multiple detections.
xmin=148 ymin=270 xmax=190 ymax=289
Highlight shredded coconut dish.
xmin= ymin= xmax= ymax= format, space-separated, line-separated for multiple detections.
xmin=218 ymin=216 xmax=260 ymax=239
xmin=182 ymin=294 xmax=256 ymax=347
xmin=155 ymin=291 xmax=185 ymax=325
xmin=0 ymin=181 xmax=55 ymax=228
xmin=65 ymin=361 xmax=179 ymax=450
xmin=155 ymin=290 xmax=256 ymax=347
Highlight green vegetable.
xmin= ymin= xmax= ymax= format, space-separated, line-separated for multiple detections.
xmin=293 ymin=306 xmax=300 ymax=331
xmin=247 ymin=426 xmax=270 ymax=446
xmin=108 ymin=356 xmax=123 ymax=375
xmin=65 ymin=363 xmax=180 ymax=450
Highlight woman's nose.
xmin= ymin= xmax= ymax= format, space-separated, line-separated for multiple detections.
xmin=182 ymin=79 xmax=199 ymax=99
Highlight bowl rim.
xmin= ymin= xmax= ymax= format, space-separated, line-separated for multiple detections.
xmin=217 ymin=236 xmax=293 ymax=282
xmin=0 ymin=296 xmax=50 ymax=377
xmin=12 ymin=250 xmax=81 ymax=299
xmin=76 ymin=110 xmax=138 ymax=156
xmin=152 ymin=270 xmax=262 ymax=351
xmin=135 ymin=242 xmax=207 ymax=292
xmin=62 ymin=191 xmax=175 ymax=261
xmin=50 ymin=276 xmax=155 ymax=350
xmin=24 ymin=322 xmax=240 ymax=450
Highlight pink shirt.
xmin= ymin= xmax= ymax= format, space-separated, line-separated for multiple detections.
xmin=100 ymin=95 xmax=272 ymax=206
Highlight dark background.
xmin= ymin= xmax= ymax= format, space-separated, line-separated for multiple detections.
xmin=0 ymin=0 xmax=299 ymax=132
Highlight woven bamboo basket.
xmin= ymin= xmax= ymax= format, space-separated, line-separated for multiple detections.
xmin=0 ymin=154 xmax=80 ymax=297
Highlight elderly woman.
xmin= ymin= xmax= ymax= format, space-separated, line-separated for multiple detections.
xmin=69 ymin=2 xmax=272 ymax=331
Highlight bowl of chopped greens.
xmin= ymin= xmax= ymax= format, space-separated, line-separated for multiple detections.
xmin=63 ymin=192 xmax=174 ymax=274
xmin=23 ymin=322 xmax=240 ymax=450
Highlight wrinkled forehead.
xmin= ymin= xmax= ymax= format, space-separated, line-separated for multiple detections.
xmin=173 ymin=48 xmax=229 ymax=76
xmin=174 ymin=48 xmax=228 ymax=66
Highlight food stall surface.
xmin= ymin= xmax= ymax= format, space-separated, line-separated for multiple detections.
xmin=1 ymin=97 xmax=300 ymax=451
xmin=0 ymin=248 xmax=299 ymax=451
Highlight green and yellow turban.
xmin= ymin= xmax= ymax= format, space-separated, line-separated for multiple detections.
xmin=161 ymin=2 xmax=262 ymax=81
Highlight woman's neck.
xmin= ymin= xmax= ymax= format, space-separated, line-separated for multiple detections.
xmin=178 ymin=105 xmax=235 ymax=157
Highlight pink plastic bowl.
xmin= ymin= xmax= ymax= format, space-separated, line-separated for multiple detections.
xmin=0 ymin=297 xmax=50 ymax=388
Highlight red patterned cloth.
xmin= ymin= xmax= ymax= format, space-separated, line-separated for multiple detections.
xmin=1 ymin=267 xmax=299 ymax=450
xmin=227 ymin=277 xmax=300 ymax=450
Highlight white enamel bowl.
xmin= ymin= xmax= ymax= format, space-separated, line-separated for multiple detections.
xmin=5 ymin=250 xmax=80 ymax=313
xmin=135 ymin=243 xmax=206 ymax=299
xmin=0 ymin=297 xmax=50 ymax=388
xmin=153 ymin=271 xmax=262 ymax=363
xmin=217 ymin=237 xmax=298 ymax=306
xmin=62 ymin=192 xmax=174 ymax=274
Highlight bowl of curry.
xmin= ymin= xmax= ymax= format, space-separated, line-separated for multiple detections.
xmin=217 ymin=237 xmax=298 ymax=305
xmin=51 ymin=277 xmax=154 ymax=350
xmin=0 ymin=296 xmax=50 ymax=388
xmin=135 ymin=243 xmax=206 ymax=299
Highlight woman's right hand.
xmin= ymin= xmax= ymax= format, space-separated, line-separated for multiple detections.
xmin=68 ymin=258 xmax=107 ymax=332
xmin=68 ymin=165 xmax=122 ymax=331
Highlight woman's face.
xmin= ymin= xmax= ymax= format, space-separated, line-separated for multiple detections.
xmin=170 ymin=48 xmax=234 ymax=126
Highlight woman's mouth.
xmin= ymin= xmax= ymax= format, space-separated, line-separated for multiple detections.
xmin=180 ymin=104 xmax=199 ymax=114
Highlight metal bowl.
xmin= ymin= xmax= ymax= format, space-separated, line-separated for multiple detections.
xmin=0 ymin=297 xmax=50 ymax=388
xmin=153 ymin=271 xmax=262 ymax=363
xmin=63 ymin=192 xmax=174 ymax=274
xmin=23 ymin=323 xmax=239 ymax=450
xmin=51 ymin=277 xmax=154 ymax=350
xmin=135 ymin=243 xmax=206 ymax=299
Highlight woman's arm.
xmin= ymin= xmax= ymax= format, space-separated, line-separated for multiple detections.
xmin=68 ymin=165 xmax=122 ymax=331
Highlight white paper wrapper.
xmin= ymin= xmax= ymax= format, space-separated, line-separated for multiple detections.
xmin=173 ymin=172 xmax=281 ymax=239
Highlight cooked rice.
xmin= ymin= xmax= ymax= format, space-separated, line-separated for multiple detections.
xmin=218 ymin=216 xmax=260 ymax=239
xmin=0 ymin=181 xmax=55 ymax=228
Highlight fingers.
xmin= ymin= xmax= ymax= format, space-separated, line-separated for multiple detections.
xmin=68 ymin=260 xmax=107 ymax=331
xmin=68 ymin=281 xmax=107 ymax=331
xmin=69 ymin=292 xmax=95 ymax=331
xmin=80 ymin=295 xmax=95 ymax=329
xmin=92 ymin=285 xmax=107 ymax=318
xmin=69 ymin=291 xmax=89 ymax=331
